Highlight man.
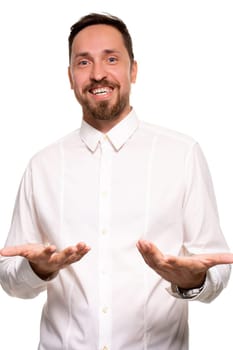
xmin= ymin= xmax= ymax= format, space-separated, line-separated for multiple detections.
xmin=0 ymin=12 xmax=232 ymax=350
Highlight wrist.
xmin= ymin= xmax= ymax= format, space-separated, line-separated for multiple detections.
xmin=176 ymin=284 xmax=205 ymax=299
xmin=29 ymin=262 xmax=58 ymax=281
xmin=177 ymin=273 xmax=206 ymax=291
xmin=176 ymin=275 xmax=206 ymax=299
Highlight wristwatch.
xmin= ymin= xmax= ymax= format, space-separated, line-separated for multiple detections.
xmin=176 ymin=284 xmax=204 ymax=299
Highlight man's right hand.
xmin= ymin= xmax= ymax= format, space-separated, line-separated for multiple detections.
xmin=0 ymin=242 xmax=91 ymax=280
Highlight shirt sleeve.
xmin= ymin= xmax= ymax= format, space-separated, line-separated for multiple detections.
xmin=169 ymin=142 xmax=231 ymax=302
xmin=0 ymin=163 xmax=49 ymax=298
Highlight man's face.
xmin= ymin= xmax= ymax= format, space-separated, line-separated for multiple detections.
xmin=68 ymin=24 xmax=137 ymax=124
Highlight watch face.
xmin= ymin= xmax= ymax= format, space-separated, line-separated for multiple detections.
xmin=178 ymin=285 xmax=204 ymax=299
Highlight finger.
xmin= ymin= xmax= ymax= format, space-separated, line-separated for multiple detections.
xmin=213 ymin=253 xmax=233 ymax=265
xmin=51 ymin=243 xmax=90 ymax=266
xmin=137 ymin=240 xmax=164 ymax=261
xmin=67 ymin=242 xmax=91 ymax=264
xmin=76 ymin=242 xmax=91 ymax=254
xmin=192 ymin=252 xmax=233 ymax=267
xmin=0 ymin=244 xmax=41 ymax=257
xmin=41 ymin=244 xmax=57 ymax=257
xmin=68 ymin=243 xmax=91 ymax=261
xmin=164 ymin=252 xmax=233 ymax=272
xmin=137 ymin=240 xmax=168 ymax=272
xmin=136 ymin=240 xmax=154 ymax=254
xmin=0 ymin=246 xmax=25 ymax=256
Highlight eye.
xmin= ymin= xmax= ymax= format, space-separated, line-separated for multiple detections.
xmin=107 ymin=56 xmax=118 ymax=64
xmin=78 ymin=59 xmax=90 ymax=67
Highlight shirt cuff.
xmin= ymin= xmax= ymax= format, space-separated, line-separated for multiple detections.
xmin=18 ymin=256 xmax=58 ymax=287
xmin=168 ymin=281 xmax=205 ymax=300
xmin=166 ymin=269 xmax=216 ymax=301
xmin=166 ymin=261 xmax=231 ymax=303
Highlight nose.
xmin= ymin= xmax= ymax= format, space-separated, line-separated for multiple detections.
xmin=90 ymin=61 xmax=107 ymax=81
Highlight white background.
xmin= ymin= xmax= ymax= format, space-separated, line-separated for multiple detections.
xmin=0 ymin=1 xmax=232 ymax=349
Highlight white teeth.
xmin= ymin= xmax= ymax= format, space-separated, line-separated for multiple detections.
xmin=92 ymin=87 xmax=111 ymax=95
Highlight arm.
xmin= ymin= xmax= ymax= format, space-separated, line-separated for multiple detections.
xmin=0 ymin=164 xmax=90 ymax=298
xmin=137 ymin=143 xmax=232 ymax=302
xmin=0 ymin=242 xmax=90 ymax=297
xmin=137 ymin=239 xmax=233 ymax=301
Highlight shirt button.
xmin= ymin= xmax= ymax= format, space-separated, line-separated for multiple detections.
xmin=101 ymin=228 xmax=107 ymax=235
xmin=101 ymin=191 xmax=108 ymax=197
xmin=102 ymin=306 xmax=108 ymax=314
xmin=101 ymin=269 xmax=107 ymax=275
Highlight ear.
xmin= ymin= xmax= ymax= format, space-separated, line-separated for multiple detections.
xmin=130 ymin=60 xmax=138 ymax=84
xmin=68 ymin=66 xmax=74 ymax=89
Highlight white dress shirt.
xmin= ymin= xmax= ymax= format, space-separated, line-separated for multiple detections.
xmin=0 ymin=110 xmax=230 ymax=350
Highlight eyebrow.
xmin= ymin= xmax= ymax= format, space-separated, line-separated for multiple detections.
xmin=73 ymin=49 xmax=121 ymax=59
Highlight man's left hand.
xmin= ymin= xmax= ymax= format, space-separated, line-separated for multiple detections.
xmin=136 ymin=239 xmax=233 ymax=289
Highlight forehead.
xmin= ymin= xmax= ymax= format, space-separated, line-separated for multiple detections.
xmin=71 ymin=24 xmax=127 ymax=55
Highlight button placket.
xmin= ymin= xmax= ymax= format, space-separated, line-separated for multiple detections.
xmin=98 ymin=137 xmax=113 ymax=350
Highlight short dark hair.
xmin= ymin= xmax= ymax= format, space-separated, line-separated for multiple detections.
xmin=68 ymin=13 xmax=134 ymax=63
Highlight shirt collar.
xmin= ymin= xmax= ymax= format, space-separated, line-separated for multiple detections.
xmin=80 ymin=109 xmax=139 ymax=152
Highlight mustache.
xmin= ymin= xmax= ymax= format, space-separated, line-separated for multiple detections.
xmin=83 ymin=79 xmax=119 ymax=93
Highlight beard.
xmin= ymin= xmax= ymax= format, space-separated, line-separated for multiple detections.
xmin=82 ymin=93 xmax=128 ymax=121
xmin=76 ymin=79 xmax=129 ymax=121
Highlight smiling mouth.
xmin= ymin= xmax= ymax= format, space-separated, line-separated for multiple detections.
xmin=89 ymin=86 xmax=113 ymax=96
